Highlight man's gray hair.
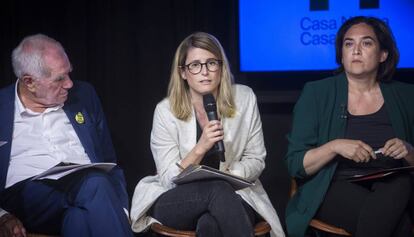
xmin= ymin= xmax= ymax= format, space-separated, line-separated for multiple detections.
xmin=12 ymin=34 xmax=67 ymax=79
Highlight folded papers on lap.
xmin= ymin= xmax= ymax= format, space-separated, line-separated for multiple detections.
xmin=31 ymin=162 xmax=116 ymax=180
xmin=347 ymin=165 xmax=414 ymax=182
xmin=173 ymin=164 xmax=254 ymax=190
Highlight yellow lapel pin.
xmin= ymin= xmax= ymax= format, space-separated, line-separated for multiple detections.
xmin=75 ymin=112 xmax=85 ymax=124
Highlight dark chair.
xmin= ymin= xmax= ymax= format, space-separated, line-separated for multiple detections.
xmin=289 ymin=179 xmax=352 ymax=236
xmin=150 ymin=220 xmax=271 ymax=237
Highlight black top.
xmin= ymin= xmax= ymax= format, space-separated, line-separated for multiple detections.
xmin=196 ymin=122 xmax=220 ymax=169
xmin=334 ymin=104 xmax=402 ymax=178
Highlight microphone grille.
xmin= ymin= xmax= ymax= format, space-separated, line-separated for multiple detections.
xmin=203 ymin=94 xmax=216 ymax=112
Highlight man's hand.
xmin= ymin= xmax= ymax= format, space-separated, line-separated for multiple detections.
xmin=0 ymin=214 xmax=26 ymax=237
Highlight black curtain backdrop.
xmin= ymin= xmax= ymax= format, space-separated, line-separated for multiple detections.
xmin=0 ymin=0 xmax=292 ymax=231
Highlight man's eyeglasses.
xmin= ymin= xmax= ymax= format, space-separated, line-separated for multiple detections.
xmin=181 ymin=59 xmax=222 ymax=75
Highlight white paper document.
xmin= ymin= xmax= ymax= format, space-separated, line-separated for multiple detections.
xmin=31 ymin=162 xmax=116 ymax=180
xmin=173 ymin=164 xmax=254 ymax=190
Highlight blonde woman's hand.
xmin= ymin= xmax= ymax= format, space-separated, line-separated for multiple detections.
xmin=196 ymin=120 xmax=223 ymax=155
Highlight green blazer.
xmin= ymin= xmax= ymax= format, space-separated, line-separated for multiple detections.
xmin=284 ymin=73 xmax=414 ymax=237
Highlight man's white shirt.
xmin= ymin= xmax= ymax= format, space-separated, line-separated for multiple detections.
xmin=6 ymin=82 xmax=90 ymax=189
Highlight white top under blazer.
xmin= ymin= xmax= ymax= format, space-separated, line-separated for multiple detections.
xmin=130 ymin=84 xmax=285 ymax=237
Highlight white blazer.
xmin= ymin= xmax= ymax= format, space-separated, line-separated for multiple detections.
xmin=130 ymin=84 xmax=285 ymax=237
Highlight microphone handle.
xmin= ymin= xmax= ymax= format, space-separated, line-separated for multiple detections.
xmin=206 ymin=111 xmax=226 ymax=161
xmin=206 ymin=111 xmax=218 ymax=121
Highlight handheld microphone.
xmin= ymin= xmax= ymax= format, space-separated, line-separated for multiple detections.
xmin=203 ymin=93 xmax=225 ymax=162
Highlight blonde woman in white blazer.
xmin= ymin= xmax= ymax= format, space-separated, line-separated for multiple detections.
xmin=130 ymin=32 xmax=285 ymax=237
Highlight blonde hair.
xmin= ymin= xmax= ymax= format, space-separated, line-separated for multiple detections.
xmin=167 ymin=32 xmax=235 ymax=121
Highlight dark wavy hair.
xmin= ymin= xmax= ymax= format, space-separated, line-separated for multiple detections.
xmin=335 ymin=16 xmax=399 ymax=81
